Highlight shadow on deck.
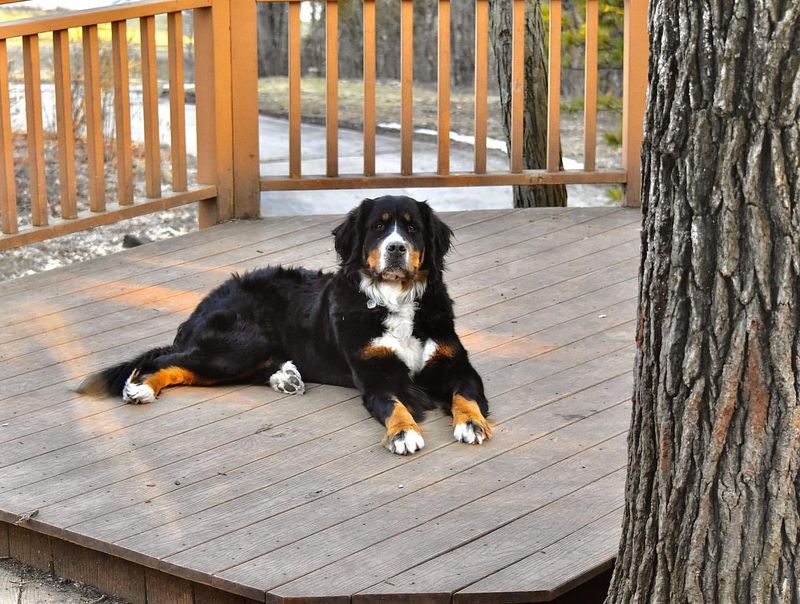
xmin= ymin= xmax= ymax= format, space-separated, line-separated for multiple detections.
xmin=0 ymin=207 xmax=640 ymax=604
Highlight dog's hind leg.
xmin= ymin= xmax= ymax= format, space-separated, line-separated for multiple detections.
xmin=123 ymin=367 xmax=218 ymax=404
xmin=267 ymin=361 xmax=305 ymax=395
xmin=234 ymin=357 xmax=305 ymax=395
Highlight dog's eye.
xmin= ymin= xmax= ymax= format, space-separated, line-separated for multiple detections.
xmin=407 ymin=223 xmax=417 ymax=232
xmin=374 ymin=223 xmax=384 ymax=231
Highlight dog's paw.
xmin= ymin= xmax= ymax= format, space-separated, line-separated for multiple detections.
xmin=269 ymin=361 xmax=305 ymax=395
xmin=451 ymin=394 xmax=492 ymax=445
xmin=123 ymin=372 xmax=156 ymax=405
xmin=384 ymin=429 xmax=425 ymax=455
xmin=453 ymin=420 xmax=490 ymax=445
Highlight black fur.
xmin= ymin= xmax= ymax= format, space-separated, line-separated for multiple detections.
xmin=79 ymin=196 xmax=488 ymax=435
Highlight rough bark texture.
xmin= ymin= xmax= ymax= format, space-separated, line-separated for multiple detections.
xmin=489 ymin=0 xmax=567 ymax=207
xmin=607 ymin=1 xmax=800 ymax=602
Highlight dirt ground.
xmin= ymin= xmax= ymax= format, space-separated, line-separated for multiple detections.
xmin=0 ymin=557 xmax=130 ymax=604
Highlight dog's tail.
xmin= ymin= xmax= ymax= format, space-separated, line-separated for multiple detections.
xmin=75 ymin=345 xmax=176 ymax=398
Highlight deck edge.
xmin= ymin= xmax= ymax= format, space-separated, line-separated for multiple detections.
xmin=0 ymin=519 xmax=266 ymax=604
xmin=452 ymin=561 xmax=617 ymax=604
xmin=0 ymin=518 xmax=8 ymax=557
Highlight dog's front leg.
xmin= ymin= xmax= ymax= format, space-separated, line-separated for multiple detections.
xmin=348 ymin=354 xmax=430 ymax=455
xmin=364 ymin=393 xmax=425 ymax=455
xmin=416 ymin=341 xmax=492 ymax=445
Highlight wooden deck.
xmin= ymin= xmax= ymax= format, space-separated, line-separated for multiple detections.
xmin=0 ymin=207 xmax=640 ymax=604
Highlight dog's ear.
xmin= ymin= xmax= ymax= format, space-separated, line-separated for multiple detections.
xmin=333 ymin=198 xmax=373 ymax=273
xmin=418 ymin=201 xmax=453 ymax=276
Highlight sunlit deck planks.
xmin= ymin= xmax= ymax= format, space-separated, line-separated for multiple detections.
xmin=0 ymin=207 xmax=640 ymax=604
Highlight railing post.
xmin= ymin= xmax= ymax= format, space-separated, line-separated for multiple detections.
xmin=194 ymin=3 xmax=230 ymax=227
xmin=229 ymin=0 xmax=260 ymax=218
xmin=622 ymin=0 xmax=648 ymax=208
xmin=194 ymin=0 xmax=259 ymax=227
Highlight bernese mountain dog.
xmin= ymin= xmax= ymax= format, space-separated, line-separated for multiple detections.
xmin=78 ymin=196 xmax=491 ymax=455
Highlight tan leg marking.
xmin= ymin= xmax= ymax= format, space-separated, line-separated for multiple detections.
xmin=425 ymin=342 xmax=456 ymax=367
xmin=383 ymin=399 xmax=425 ymax=455
xmin=452 ymin=394 xmax=493 ymax=444
xmin=141 ymin=367 xmax=214 ymax=397
xmin=360 ymin=344 xmax=395 ymax=359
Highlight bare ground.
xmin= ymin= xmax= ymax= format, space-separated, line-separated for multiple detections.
xmin=0 ymin=135 xmax=199 ymax=283
xmin=0 ymin=557 xmax=131 ymax=604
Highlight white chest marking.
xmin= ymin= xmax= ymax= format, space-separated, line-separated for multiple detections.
xmin=370 ymin=307 xmax=437 ymax=374
xmin=360 ymin=275 xmax=434 ymax=374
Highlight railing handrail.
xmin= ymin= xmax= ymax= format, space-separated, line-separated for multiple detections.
xmin=0 ymin=0 xmax=210 ymax=39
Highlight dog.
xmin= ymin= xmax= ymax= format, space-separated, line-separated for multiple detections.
xmin=78 ymin=196 xmax=491 ymax=455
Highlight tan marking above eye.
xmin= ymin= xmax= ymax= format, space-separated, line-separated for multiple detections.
xmin=381 ymin=212 xmax=390 ymax=221
xmin=403 ymin=212 xmax=412 ymax=221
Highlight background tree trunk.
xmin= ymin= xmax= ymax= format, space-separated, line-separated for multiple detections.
xmin=607 ymin=2 xmax=800 ymax=602
xmin=489 ymin=0 xmax=567 ymax=207
xmin=451 ymin=0 xmax=476 ymax=87
xmin=257 ymin=2 xmax=288 ymax=77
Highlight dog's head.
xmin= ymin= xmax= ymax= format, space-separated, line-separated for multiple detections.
xmin=333 ymin=196 xmax=453 ymax=283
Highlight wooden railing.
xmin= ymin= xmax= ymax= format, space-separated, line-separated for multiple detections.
xmin=253 ymin=0 xmax=648 ymax=198
xmin=0 ymin=0 xmax=648 ymax=252
xmin=0 ymin=0 xmax=223 ymax=249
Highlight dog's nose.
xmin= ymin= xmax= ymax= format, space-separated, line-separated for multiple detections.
xmin=387 ymin=243 xmax=407 ymax=254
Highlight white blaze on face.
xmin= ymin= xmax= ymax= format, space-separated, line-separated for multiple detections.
xmin=378 ymin=223 xmax=410 ymax=272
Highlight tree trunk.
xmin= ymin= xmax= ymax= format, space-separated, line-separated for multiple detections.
xmin=451 ymin=0 xmax=475 ymax=86
xmin=257 ymin=2 xmax=288 ymax=77
xmin=489 ymin=0 xmax=567 ymax=207
xmin=607 ymin=2 xmax=800 ymax=602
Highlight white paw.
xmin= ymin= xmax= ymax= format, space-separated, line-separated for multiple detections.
xmin=385 ymin=429 xmax=425 ymax=455
xmin=269 ymin=361 xmax=305 ymax=395
xmin=123 ymin=373 xmax=156 ymax=404
xmin=453 ymin=421 xmax=486 ymax=445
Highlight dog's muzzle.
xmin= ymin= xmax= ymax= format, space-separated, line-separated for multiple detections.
xmin=378 ymin=237 xmax=411 ymax=280
xmin=385 ymin=243 xmax=407 ymax=267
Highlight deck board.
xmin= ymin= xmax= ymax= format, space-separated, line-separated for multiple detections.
xmin=0 ymin=208 xmax=639 ymax=603
xmin=216 ymin=404 xmax=630 ymax=595
xmin=454 ymin=508 xmax=623 ymax=603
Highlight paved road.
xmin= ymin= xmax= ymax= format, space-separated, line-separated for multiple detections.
xmin=183 ymin=105 xmax=519 ymax=214
xmin=234 ymin=113 xmax=611 ymax=215
xmin=13 ymin=85 xmax=612 ymax=216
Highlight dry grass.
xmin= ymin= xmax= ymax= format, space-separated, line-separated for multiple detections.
xmin=254 ymin=76 xmax=623 ymax=168
xmin=257 ymin=76 xmax=508 ymax=139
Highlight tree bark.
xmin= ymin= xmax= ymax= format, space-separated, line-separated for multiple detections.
xmin=257 ymin=2 xmax=288 ymax=77
xmin=489 ymin=0 xmax=567 ymax=207
xmin=607 ymin=2 xmax=800 ymax=603
xmin=451 ymin=0 xmax=475 ymax=86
